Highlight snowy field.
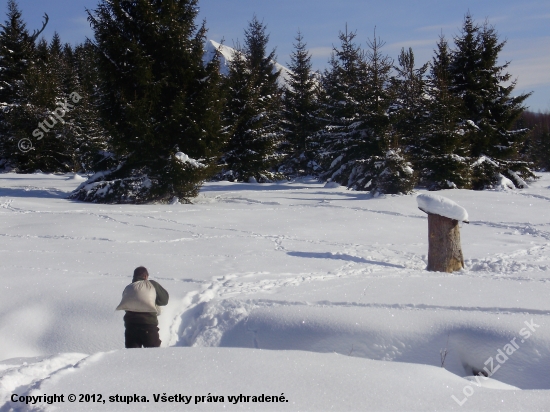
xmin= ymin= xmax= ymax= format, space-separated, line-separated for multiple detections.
xmin=1 ymin=172 xmax=550 ymax=411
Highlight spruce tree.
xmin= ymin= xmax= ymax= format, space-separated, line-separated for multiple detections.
xmin=450 ymin=14 xmax=532 ymax=189
xmin=6 ymin=32 xmax=103 ymax=174
xmin=0 ymin=0 xmax=35 ymax=170
xmin=529 ymin=127 xmax=550 ymax=171
xmin=70 ymin=41 xmax=111 ymax=173
xmin=320 ymin=27 xmax=367 ymax=129
xmin=363 ymin=34 xmax=415 ymax=194
xmin=417 ymin=35 xmax=470 ymax=190
xmin=220 ymin=16 xmax=283 ymax=182
xmin=318 ymin=29 xmax=415 ymax=194
xmin=18 ymin=34 xmax=73 ymax=173
xmin=71 ymin=40 xmax=114 ymax=173
xmin=72 ymin=0 xmax=225 ymax=203
xmin=221 ymin=46 xmax=264 ymax=181
xmin=74 ymin=40 xmax=101 ymax=97
xmin=392 ymin=47 xmax=428 ymax=145
xmin=38 ymin=40 xmax=109 ymax=173
xmin=316 ymin=27 xmax=370 ymax=187
xmin=521 ymin=112 xmax=550 ymax=171
xmin=0 ymin=0 xmax=32 ymax=106
xmin=0 ymin=2 xmax=55 ymax=173
xmin=391 ymin=47 xmax=428 ymax=183
xmin=280 ymin=31 xmax=323 ymax=176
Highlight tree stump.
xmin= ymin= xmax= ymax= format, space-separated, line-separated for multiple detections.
xmin=425 ymin=212 xmax=464 ymax=272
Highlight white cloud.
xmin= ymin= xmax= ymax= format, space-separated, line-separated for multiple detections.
xmin=415 ymin=22 xmax=462 ymax=34
xmin=386 ymin=38 xmax=436 ymax=52
xmin=527 ymin=12 xmax=550 ymax=19
xmin=70 ymin=17 xmax=89 ymax=25
xmin=481 ymin=15 xmax=509 ymax=25
xmin=61 ymin=17 xmax=93 ymax=42
xmin=500 ymin=36 xmax=550 ymax=88
xmin=415 ymin=15 xmax=508 ymax=36
xmin=309 ymin=46 xmax=333 ymax=58
xmin=509 ymin=57 xmax=550 ymax=88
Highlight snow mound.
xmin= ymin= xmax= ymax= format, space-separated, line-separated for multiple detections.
xmin=6 ymin=348 xmax=550 ymax=412
xmin=324 ymin=181 xmax=340 ymax=188
xmin=495 ymin=174 xmax=516 ymax=191
xmin=3 ymin=173 xmax=550 ymax=410
xmin=417 ymin=193 xmax=469 ymax=222
xmin=169 ymin=196 xmax=181 ymax=205
xmin=0 ymin=353 xmax=87 ymax=405
xmin=495 ymin=171 xmax=529 ymax=190
xmin=462 ymin=376 xmax=520 ymax=390
xmin=65 ymin=173 xmax=86 ymax=181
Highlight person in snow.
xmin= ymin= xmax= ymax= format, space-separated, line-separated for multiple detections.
xmin=116 ymin=266 xmax=169 ymax=348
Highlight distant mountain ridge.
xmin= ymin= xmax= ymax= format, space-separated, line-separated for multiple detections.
xmin=203 ymin=39 xmax=292 ymax=87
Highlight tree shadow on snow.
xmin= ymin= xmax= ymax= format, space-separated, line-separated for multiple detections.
xmin=0 ymin=187 xmax=67 ymax=199
xmin=286 ymin=251 xmax=404 ymax=268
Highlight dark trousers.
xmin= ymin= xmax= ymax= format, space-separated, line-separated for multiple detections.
xmin=124 ymin=324 xmax=161 ymax=348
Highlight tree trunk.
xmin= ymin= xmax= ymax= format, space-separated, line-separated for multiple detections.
xmin=426 ymin=213 xmax=464 ymax=272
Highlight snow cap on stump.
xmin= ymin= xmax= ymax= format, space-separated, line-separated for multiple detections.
xmin=417 ymin=193 xmax=469 ymax=223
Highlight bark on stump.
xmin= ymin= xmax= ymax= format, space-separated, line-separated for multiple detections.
xmin=426 ymin=212 xmax=464 ymax=272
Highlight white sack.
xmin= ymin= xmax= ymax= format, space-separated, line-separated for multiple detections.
xmin=116 ymin=280 xmax=160 ymax=314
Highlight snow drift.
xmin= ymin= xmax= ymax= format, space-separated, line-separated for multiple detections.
xmin=1 ymin=173 xmax=550 ymax=410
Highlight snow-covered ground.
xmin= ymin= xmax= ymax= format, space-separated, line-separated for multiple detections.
xmin=1 ymin=172 xmax=550 ymax=411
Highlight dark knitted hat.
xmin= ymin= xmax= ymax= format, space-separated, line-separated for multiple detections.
xmin=132 ymin=266 xmax=149 ymax=282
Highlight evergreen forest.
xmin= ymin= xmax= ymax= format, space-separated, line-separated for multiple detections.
xmin=0 ymin=0 xmax=548 ymax=203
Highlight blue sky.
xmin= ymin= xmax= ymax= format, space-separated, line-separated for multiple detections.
xmin=7 ymin=0 xmax=550 ymax=111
